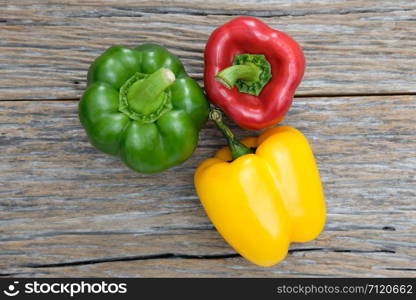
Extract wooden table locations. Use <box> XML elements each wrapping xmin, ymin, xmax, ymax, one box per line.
<box><xmin>1</xmin><ymin>0</ymin><xmax>415</xmax><ymax>277</ymax></box>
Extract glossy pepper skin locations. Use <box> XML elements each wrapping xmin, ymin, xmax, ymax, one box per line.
<box><xmin>204</xmin><ymin>17</ymin><xmax>305</xmax><ymax>130</ymax></box>
<box><xmin>194</xmin><ymin>111</ymin><xmax>325</xmax><ymax>267</ymax></box>
<box><xmin>79</xmin><ymin>44</ymin><xmax>209</xmax><ymax>173</ymax></box>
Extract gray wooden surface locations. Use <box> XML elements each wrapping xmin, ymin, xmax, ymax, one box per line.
<box><xmin>0</xmin><ymin>0</ymin><xmax>415</xmax><ymax>277</ymax></box>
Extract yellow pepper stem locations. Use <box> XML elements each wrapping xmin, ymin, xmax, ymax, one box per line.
<box><xmin>209</xmin><ymin>109</ymin><xmax>253</xmax><ymax>160</ymax></box>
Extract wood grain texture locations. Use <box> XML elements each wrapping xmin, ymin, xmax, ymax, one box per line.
<box><xmin>1</xmin><ymin>0</ymin><xmax>415</xmax><ymax>278</ymax></box>
<box><xmin>0</xmin><ymin>0</ymin><xmax>416</xmax><ymax>100</ymax></box>
<box><xmin>0</xmin><ymin>95</ymin><xmax>415</xmax><ymax>277</ymax></box>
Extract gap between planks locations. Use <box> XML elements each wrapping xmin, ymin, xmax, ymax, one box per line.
<box><xmin>1</xmin><ymin>92</ymin><xmax>416</xmax><ymax>102</ymax></box>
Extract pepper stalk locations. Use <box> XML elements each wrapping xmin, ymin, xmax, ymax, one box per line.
<box><xmin>214</xmin><ymin>54</ymin><xmax>272</xmax><ymax>96</ymax></box>
<box><xmin>119</xmin><ymin>68</ymin><xmax>175</xmax><ymax>123</ymax></box>
<box><xmin>209</xmin><ymin>109</ymin><xmax>253</xmax><ymax>160</ymax></box>
<box><xmin>127</xmin><ymin>68</ymin><xmax>175</xmax><ymax>115</ymax></box>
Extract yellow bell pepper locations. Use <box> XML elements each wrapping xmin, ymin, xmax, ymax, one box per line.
<box><xmin>194</xmin><ymin>110</ymin><xmax>326</xmax><ymax>267</ymax></box>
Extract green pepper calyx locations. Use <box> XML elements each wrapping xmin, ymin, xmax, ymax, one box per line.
<box><xmin>215</xmin><ymin>54</ymin><xmax>272</xmax><ymax>96</ymax></box>
<box><xmin>210</xmin><ymin>109</ymin><xmax>253</xmax><ymax>160</ymax></box>
<box><xmin>119</xmin><ymin>68</ymin><xmax>175</xmax><ymax>123</ymax></box>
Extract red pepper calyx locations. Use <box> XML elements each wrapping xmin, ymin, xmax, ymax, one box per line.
<box><xmin>215</xmin><ymin>54</ymin><xmax>272</xmax><ymax>96</ymax></box>
<box><xmin>209</xmin><ymin>109</ymin><xmax>253</xmax><ymax>160</ymax></box>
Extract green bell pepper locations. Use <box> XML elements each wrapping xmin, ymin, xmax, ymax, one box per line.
<box><xmin>79</xmin><ymin>44</ymin><xmax>209</xmax><ymax>173</ymax></box>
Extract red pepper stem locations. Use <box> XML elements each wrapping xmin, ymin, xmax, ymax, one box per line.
<box><xmin>127</xmin><ymin>68</ymin><xmax>175</xmax><ymax>115</ymax></box>
<box><xmin>209</xmin><ymin>109</ymin><xmax>253</xmax><ymax>160</ymax></box>
<box><xmin>215</xmin><ymin>63</ymin><xmax>261</xmax><ymax>89</ymax></box>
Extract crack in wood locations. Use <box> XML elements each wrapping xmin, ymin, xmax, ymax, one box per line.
<box><xmin>0</xmin><ymin>273</ymin><xmax>19</xmax><ymax>277</ymax></box>
<box><xmin>116</xmin><ymin>7</ymin><xmax>415</xmax><ymax>18</ymax></box>
<box><xmin>383</xmin><ymin>267</ymin><xmax>416</xmax><ymax>272</ymax></box>
<box><xmin>2</xmin><ymin>6</ymin><xmax>410</xmax><ymax>19</ymax></box>
<box><xmin>22</xmin><ymin>253</ymin><xmax>241</xmax><ymax>269</ymax></box>
<box><xmin>294</xmin><ymin>92</ymin><xmax>416</xmax><ymax>98</ymax></box>
<box><xmin>20</xmin><ymin>248</ymin><xmax>396</xmax><ymax>269</ymax></box>
<box><xmin>0</xmin><ymin>7</ymin><xmax>414</xmax><ymax>22</ymax></box>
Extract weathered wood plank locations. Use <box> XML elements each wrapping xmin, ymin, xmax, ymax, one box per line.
<box><xmin>0</xmin><ymin>95</ymin><xmax>415</xmax><ymax>277</ymax></box>
<box><xmin>0</xmin><ymin>0</ymin><xmax>415</xmax><ymax>100</ymax></box>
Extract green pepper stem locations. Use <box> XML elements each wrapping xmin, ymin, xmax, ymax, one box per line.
<box><xmin>209</xmin><ymin>109</ymin><xmax>253</xmax><ymax>160</ymax></box>
<box><xmin>215</xmin><ymin>63</ymin><xmax>261</xmax><ymax>89</ymax></box>
<box><xmin>127</xmin><ymin>68</ymin><xmax>175</xmax><ymax>115</ymax></box>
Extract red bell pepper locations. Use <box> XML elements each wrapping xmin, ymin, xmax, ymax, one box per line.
<box><xmin>204</xmin><ymin>17</ymin><xmax>305</xmax><ymax>130</ymax></box>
